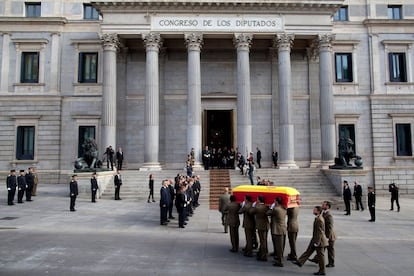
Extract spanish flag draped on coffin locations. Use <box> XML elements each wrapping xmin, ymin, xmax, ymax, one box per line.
<box><xmin>232</xmin><ymin>185</ymin><xmax>301</xmax><ymax>208</ymax></box>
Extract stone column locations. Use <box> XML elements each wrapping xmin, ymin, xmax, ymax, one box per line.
<box><xmin>1</xmin><ymin>33</ymin><xmax>10</xmax><ymax>93</ymax></box>
<box><xmin>100</xmin><ymin>33</ymin><xmax>119</xmax><ymax>155</ymax></box>
<box><xmin>185</xmin><ymin>33</ymin><xmax>203</xmax><ymax>168</ymax></box>
<box><xmin>234</xmin><ymin>33</ymin><xmax>253</xmax><ymax>157</ymax></box>
<box><xmin>275</xmin><ymin>34</ymin><xmax>298</xmax><ymax>169</ymax></box>
<box><xmin>318</xmin><ymin>34</ymin><xmax>336</xmax><ymax>166</ymax></box>
<box><xmin>49</xmin><ymin>33</ymin><xmax>60</xmax><ymax>93</ymax></box>
<box><xmin>142</xmin><ymin>33</ymin><xmax>163</xmax><ymax>170</ymax></box>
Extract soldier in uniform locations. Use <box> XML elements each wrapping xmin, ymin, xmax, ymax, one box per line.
<box><xmin>6</xmin><ymin>169</ymin><xmax>17</xmax><ymax>205</ymax></box>
<box><xmin>268</xmin><ymin>197</ymin><xmax>287</xmax><ymax>267</ymax></box>
<box><xmin>25</xmin><ymin>167</ymin><xmax>34</xmax><ymax>202</ymax></box>
<box><xmin>91</xmin><ymin>172</ymin><xmax>99</xmax><ymax>203</ymax></box>
<box><xmin>69</xmin><ymin>175</ymin><xmax>78</xmax><ymax>212</ymax></box>
<box><xmin>224</xmin><ymin>195</ymin><xmax>241</xmax><ymax>253</ymax></box>
<box><xmin>293</xmin><ymin>206</ymin><xmax>328</xmax><ymax>276</ymax></box>
<box><xmin>250</xmin><ymin>195</ymin><xmax>270</xmax><ymax>262</ymax></box>
<box><xmin>219</xmin><ymin>187</ymin><xmax>231</xmax><ymax>233</ymax></box>
<box><xmin>32</xmin><ymin>167</ymin><xmax>38</xmax><ymax>196</ymax></box>
<box><xmin>239</xmin><ymin>195</ymin><xmax>255</xmax><ymax>257</ymax></box>
<box><xmin>368</xmin><ymin>186</ymin><xmax>376</xmax><ymax>222</ymax></box>
<box><xmin>17</xmin><ymin>170</ymin><xmax>27</xmax><ymax>204</ymax></box>
<box><xmin>287</xmin><ymin>206</ymin><xmax>299</xmax><ymax>261</ymax></box>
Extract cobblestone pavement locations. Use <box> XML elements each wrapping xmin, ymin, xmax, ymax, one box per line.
<box><xmin>1</xmin><ymin>184</ymin><xmax>413</xmax><ymax>276</ymax></box>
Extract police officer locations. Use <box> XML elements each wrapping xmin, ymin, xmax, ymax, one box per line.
<box><xmin>70</xmin><ymin>175</ymin><xmax>79</xmax><ymax>212</ymax></box>
<box><xmin>6</xmin><ymin>169</ymin><xmax>17</xmax><ymax>205</ymax></box>
<box><xmin>17</xmin><ymin>170</ymin><xmax>27</xmax><ymax>203</ymax></box>
<box><xmin>90</xmin><ymin>172</ymin><xmax>98</xmax><ymax>203</ymax></box>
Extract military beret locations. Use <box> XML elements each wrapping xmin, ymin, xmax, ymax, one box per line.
<box><xmin>20</xmin><ymin>169</ymin><xmax>25</xmax><ymax>173</ymax></box>
<box><xmin>10</xmin><ymin>169</ymin><xmax>16</xmax><ymax>172</ymax></box>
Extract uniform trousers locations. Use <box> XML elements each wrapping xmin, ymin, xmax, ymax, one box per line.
<box><xmin>327</xmin><ymin>240</ymin><xmax>335</xmax><ymax>265</ymax></box>
<box><xmin>297</xmin><ymin>241</ymin><xmax>326</xmax><ymax>274</ymax></box>
<box><xmin>257</xmin><ymin>229</ymin><xmax>268</xmax><ymax>261</ymax></box>
<box><xmin>369</xmin><ymin>206</ymin><xmax>375</xmax><ymax>221</ymax></box>
<box><xmin>17</xmin><ymin>189</ymin><xmax>25</xmax><ymax>203</ymax></box>
<box><xmin>70</xmin><ymin>195</ymin><xmax>76</xmax><ymax>211</ymax></box>
<box><xmin>287</xmin><ymin>231</ymin><xmax>298</xmax><ymax>259</ymax></box>
<box><xmin>272</xmin><ymin>234</ymin><xmax>286</xmax><ymax>264</ymax></box>
<box><xmin>91</xmin><ymin>189</ymin><xmax>97</xmax><ymax>202</ymax></box>
<box><xmin>229</xmin><ymin>226</ymin><xmax>239</xmax><ymax>251</ymax></box>
<box><xmin>8</xmin><ymin>189</ymin><xmax>16</xmax><ymax>205</ymax></box>
<box><xmin>25</xmin><ymin>185</ymin><xmax>33</xmax><ymax>201</ymax></box>
<box><xmin>243</xmin><ymin>227</ymin><xmax>254</xmax><ymax>256</ymax></box>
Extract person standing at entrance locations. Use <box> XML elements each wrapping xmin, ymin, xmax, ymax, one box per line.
<box><xmin>256</xmin><ymin>147</ymin><xmax>262</xmax><ymax>168</ymax></box>
<box><xmin>248</xmin><ymin>161</ymin><xmax>255</xmax><ymax>185</ymax></box>
<box><xmin>114</xmin><ymin>170</ymin><xmax>122</xmax><ymax>200</ymax></box>
<box><xmin>272</xmin><ymin>151</ymin><xmax>278</xmax><ymax>168</ymax></box>
<box><xmin>91</xmin><ymin>172</ymin><xmax>98</xmax><ymax>203</ymax></box>
<box><xmin>116</xmin><ymin>147</ymin><xmax>124</xmax><ymax>170</ymax></box>
<box><xmin>69</xmin><ymin>175</ymin><xmax>78</xmax><ymax>212</ymax></box>
<box><xmin>353</xmin><ymin>181</ymin><xmax>364</xmax><ymax>211</ymax></box>
<box><xmin>202</xmin><ymin>146</ymin><xmax>211</xmax><ymax>170</ymax></box>
<box><xmin>343</xmin><ymin>180</ymin><xmax>352</xmax><ymax>215</ymax></box>
<box><xmin>6</xmin><ymin>169</ymin><xmax>17</xmax><ymax>205</ymax></box>
<box><xmin>105</xmin><ymin>145</ymin><xmax>115</xmax><ymax>170</ymax></box>
<box><xmin>25</xmin><ymin>167</ymin><xmax>35</xmax><ymax>202</ymax></box>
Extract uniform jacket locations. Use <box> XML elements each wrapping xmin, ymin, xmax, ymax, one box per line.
<box><xmin>91</xmin><ymin>178</ymin><xmax>98</xmax><ymax>191</ymax></box>
<box><xmin>17</xmin><ymin>175</ymin><xmax>27</xmax><ymax>191</ymax></box>
<box><xmin>353</xmin><ymin>184</ymin><xmax>362</xmax><ymax>197</ymax></box>
<box><xmin>368</xmin><ymin>191</ymin><xmax>376</xmax><ymax>207</ymax></box>
<box><xmin>323</xmin><ymin>210</ymin><xmax>336</xmax><ymax>241</ymax></box>
<box><xmin>70</xmin><ymin>180</ymin><xmax>78</xmax><ymax>196</ymax></box>
<box><xmin>114</xmin><ymin>174</ymin><xmax>122</xmax><ymax>187</ymax></box>
<box><xmin>287</xmin><ymin>207</ymin><xmax>299</xmax><ymax>233</ymax></box>
<box><xmin>224</xmin><ymin>202</ymin><xmax>241</xmax><ymax>227</ymax></box>
<box><xmin>25</xmin><ymin>173</ymin><xmax>34</xmax><ymax>188</ymax></box>
<box><xmin>6</xmin><ymin>175</ymin><xmax>17</xmax><ymax>190</ymax></box>
<box><xmin>343</xmin><ymin>186</ymin><xmax>352</xmax><ymax>200</ymax></box>
<box><xmin>116</xmin><ymin>151</ymin><xmax>124</xmax><ymax>162</ymax></box>
<box><xmin>312</xmin><ymin>214</ymin><xmax>328</xmax><ymax>248</ymax></box>
<box><xmin>268</xmin><ymin>206</ymin><xmax>287</xmax><ymax>235</ymax></box>
<box><xmin>219</xmin><ymin>193</ymin><xmax>230</xmax><ymax>213</ymax></box>
<box><xmin>250</xmin><ymin>203</ymin><xmax>269</xmax><ymax>231</ymax></box>
<box><xmin>168</xmin><ymin>184</ymin><xmax>175</xmax><ymax>201</ymax></box>
<box><xmin>239</xmin><ymin>201</ymin><xmax>255</xmax><ymax>229</ymax></box>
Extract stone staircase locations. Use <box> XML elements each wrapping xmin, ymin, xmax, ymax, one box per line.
<box><xmin>100</xmin><ymin>170</ymin><xmax>210</xmax><ymax>205</ymax></box>
<box><xmin>209</xmin><ymin>169</ymin><xmax>231</xmax><ymax>210</ymax></box>
<box><xmin>229</xmin><ymin>168</ymin><xmax>341</xmax><ymax>208</ymax></box>
<box><xmin>100</xmin><ymin>168</ymin><xmax>341</xmax><ymax>209</ymax></box>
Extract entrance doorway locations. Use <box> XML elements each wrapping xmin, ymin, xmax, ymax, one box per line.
<box><xmin>205</xmin><ymin>110</ymin><xmax>233</xmax><ymax>150</ymax></box>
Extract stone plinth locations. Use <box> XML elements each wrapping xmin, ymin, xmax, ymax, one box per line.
<box><xmin>323</xmin><ymin>168</ymin><xmax>369</xmax><ymax>195</ymax></box>
<box><xmin>75</xmin><ymin>171</ymin><xmax>114</xmax><ymax>199</ymax></box>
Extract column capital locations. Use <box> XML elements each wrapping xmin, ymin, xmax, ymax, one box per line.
<box><xmin>234</xmin><ymin>33</ymin><xmax>253</xmax><ymax>50</ymax></box>
<box><xmin>99</xmin><ymin>33</ymin><xmax>120</xmax><ymax>51</ymax></box>
<box><xmin>185</xmin><ymin>33</ymin><xmax>203</xmax><ymax>51</ymax></box>
<box><xmin>317</xmin><ymin>33</ymin><xmax>335</xmax><ymax>52</ymax></box>
<box><xmin>274</xmin><ymin>33</ymin><xmax>295</xmax><ymax>51</ymax></box>
<box><xmin>307</xmin><ymin>39</ymin><xmax>320</xmax><ymax>61</ymax></box>
<box><xmin>143</xmin><ymin>32</ymin><xmax>163</xmax><ymax>51</ymax></box>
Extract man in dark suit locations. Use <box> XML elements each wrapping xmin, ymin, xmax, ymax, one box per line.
<box><xmin>293</xmin><ymin>206</ymin><xmax>328</xmax><ymax>275</ymax></box>
<box><xmin>91</xmin><ymin>172</ymin><xmax>99</xmax><ymax>203</ymax></box>
<box><xmin>343</xmin><ymin>180</ymin><xmax>352</xmax><ymax>215</ymax></box>
<box><xmin>239</xmin><ymin>195</ymin><xmax>255</xmax><ymax>257</ymax></box>
<box><xmin>272</xmin><ymin>151</ymin><xmax>278</xmax><ymax>167</ymax></box>
<box><xmin>114</xmin><ymin>170</ymin><xmax>122</xmax><ymax>200</ymax></box>
<box><xmin>268</xmin><ymin>197</ymin><xmax>287</xmax><ymax>267</ymax></box>
<box><xmin>17</xmin><ymin>170</ymin><xmax>27</xmax><ymax>204</ymax></box>
<box><xmin>116</xmin><ymin>147</ymin><xmax>124</xmax><ymax>170</ymax></box>
<box><xmin>25</xmin><ymin>167</ymin><xmax>34</xmax><ymax>202</ymax></box>
<box><xmin>224</xmin><ymin>195</ymin><xmax>241</xmax><ymax>253</ymax></box>
<box><xmin>389</xmin><ymin>183</ymin><xmax>400</xmax><ymax>211</ymax></box>
<box><xmin>287</xmin><ymin>206</ymin><xmax>299</xmax><ymax>261</ymax></box>
<box><xmin>167</xmin><ymin>179</ymin><xmax>175</xmax><ymax>219</ymax></box>
<box><xmin>6</xmin><ymin>169</ymin><xmax>17</xmax><ymax>205</ymax></box>
<box><xmin>202</xmin><ymin>146</ymin><xmax>211</xmax><ymax>170</ymax></box>
<box><xmin>69</xmin><ymin>175</ymin><xmax>79</xmax><ymax>212</ymax></box>
<box><xmin>353</xmin><ymin>181</ymin><xmax>364</xmax><ymax>211</ymax></box>
<box><xmin>105</xmin><ymin>145</ymin><xmax>115</xmax><ymax>170</ymax></box>
<box><xmin>250</xmin><ymin>195</ymin><xmax>270</xmax><ymax>262</ymax></box>
<box><xmin>368</xmin><ymin>186</ymin><xmax>376</xmax><ymax>222</ymax></box>
<box><xmin>256</xmin><ymin>147</ymin><xmax>262</xmax><ymax>168</ymax></box>
<box><xmin>175</xmin><ymin>184</ymin><xmax>186</xmax><ymax>228</ymax></box>
<box><xmin>160</xmin><ymin>180</ymin><xmax>170</xmax><ymax>225</ymax></box>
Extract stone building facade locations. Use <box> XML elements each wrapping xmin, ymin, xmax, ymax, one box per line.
<box><xmin>0</xmin><ymin>0</ymin><xmax>413</xmax><ymax>193</ymax></box>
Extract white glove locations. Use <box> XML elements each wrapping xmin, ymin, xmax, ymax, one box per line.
<box><xmin>241</xmin><ymin>201</ymin><xmax>245</xmax><ymax>208</ymax></box>
<box><xmin>7</xmin><ymin>188</ymin><xmax>11</xmax><ymax>191</ymax></box>
<box><xmin>270</xmin><ymin>203</ymin><xmax>275</xmax><ymax>210</ymax></box>
<box><xmin>252</xmin><ymin>202</ymin><xmax>257</xmax><ymax>207</ymax></box>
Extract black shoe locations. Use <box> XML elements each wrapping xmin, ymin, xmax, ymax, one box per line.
<box><xmin>326</xmin><ymin>264</ymin><xmax>335</xmax><ymax>267</ymax></box>
<box><xmin>169</xmin><ymin>216</ymin><xmax>175</xmax><ymax>219</ymax></box>
<box><xmin>152</xmin><ymin>200</ymin><xmax>156</xmax><ymax>202</ymax></box>
<box><xmin>292</xmin><ymin>261</ymin><xmax>302</xmax><ymax>267</ymax></box>
<box><xmin>18</xmin><ymin>201</ymin><xmax>23</xmax><ymax>204</ymax></box>
<box><xmin>389</xmin><ymin>209</ymin><xmax>393</xmax><ymax>211</ymax></box>
<box><xmin>287</xmin><ymin>255</ymin><xmax>297</xmax><ymax>261</ymax></box>
<box><xmin>26</xmin><ymin>199</ymin><xmax>32</xmax><ymax>202</ymax></box>
<box><xmin>160</xmin><ymin>222</ymin><xmax>168</xmax><ymax>225</ymax></box>
<box><xmin>229</xmin><ymin>249</ymin><xmax>237</xmax><ymax>253</ymax></box>
<box><xmin>273</xmin><ymin>262</ymin><xmax>284</xmax><ymax>267</ymax></box>
<box><xmin>70</xmin><ymin>209</ymin><xmax>76</xmax><ymax>212</ymax></box>
<box><xmin>147</xmin><ymin>200</ymin><xmax>150</xmax><ymax>203</ymax></box>
<box><xmin>398</xmin><ymin>208</ymin><xmax>400</xmax><ymax>212</ymax></box>
<box><xmin>179</xmin><ymin>225</ymin><xmax>185</xmax><ymax>228</ymax></box>
<box><xmin>314</xmin><ymin>272</ymin><xmax>326</xmax><ymax>275</ymax></box>
<box><xmin>309</xmin><ymin>258</ymin><xmax>318</xmax><ymax>264</ymax></box>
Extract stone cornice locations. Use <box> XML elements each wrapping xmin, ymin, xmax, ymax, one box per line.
<box><xmin>363</xmin><ymin>19</ymin><xmax>414</xmax><ymax>27</ymax></box>
<box><xmin>92</xmin><ymin>1</ymin><xmax>343</xmax><ymax>13</ymax></box>
<box><xmin>0</xmin><ymin>17</ymin><xmax>67</xmax><ymax>25</ymax></box>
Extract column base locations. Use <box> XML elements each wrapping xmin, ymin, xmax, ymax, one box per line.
<box><xmin>309</xmin><ymin>160</ymin><xmax>322</xmax><ymax>168</ymax></box>
<box><xmin>139</xmin><ymin>163</ymin><xmax>162</xmax><ymax>171</ymax></box>
<box><xmin>318</xmin><ymin>160</ymin><xmax>334</xmax><ymax>169</ymax></box>
<box><xmin>278</xmin><ymin>161</ymin><xmax>299</xmax><ymax>169</ymax></box>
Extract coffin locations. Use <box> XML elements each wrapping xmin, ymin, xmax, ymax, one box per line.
<box><xmin>232</xmin><ymin>185</ymin><xmax>301</xmax><ymax>208</ymax></box>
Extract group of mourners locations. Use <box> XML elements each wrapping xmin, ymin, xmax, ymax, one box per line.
<box><xmin>219</xmin><ymin>188</ymin><xmax>335</xmax><ymax>276</ymax></box>
<box><xmin>159</xmin><ymin>174</ymin><xmax>202</xmax><ymax>228</ymax></box>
